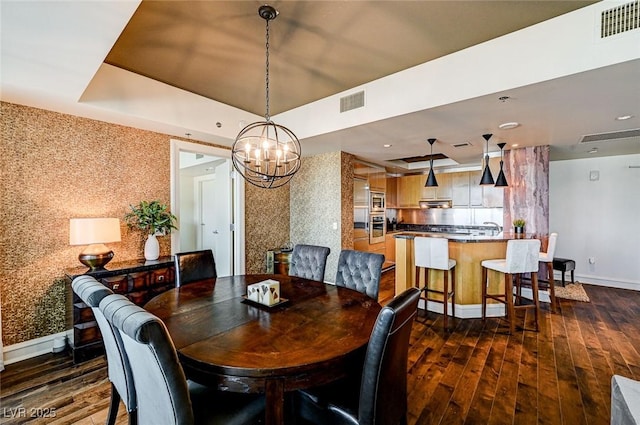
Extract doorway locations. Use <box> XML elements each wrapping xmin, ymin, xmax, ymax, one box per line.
<box><xmin>170</xmin><ymin>140</ymin><xmax>245</xmax><ymax>276</ymax></box>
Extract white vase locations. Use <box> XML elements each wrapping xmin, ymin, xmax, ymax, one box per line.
<box><xmin>144</xmin><ymin>234</ymin><xmax>160</xmax><ymax>260</ymax></box>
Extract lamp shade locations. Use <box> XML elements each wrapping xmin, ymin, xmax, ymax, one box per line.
<box><xmin>70</xmin><ymin>218</ymin><xmax>121</xmax><ymax>245</ymax></box>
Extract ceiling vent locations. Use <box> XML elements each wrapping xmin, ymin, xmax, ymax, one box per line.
<box><xmin>340</xmin><ymin>91</ymin><xmax>365</xmax><ymax>113</ymax></box>
<box><xmin>579</xmin><ymin>128</ymin><xmax>640</xmax><ymax>143</ymax></box>
<box><xmin>391</xmin><ymin>153</ymin><xmax>449</xmax><ymax>163</ymax></box>
<box><xmin>601</xmin><ymin>1</ymin><xmax>639</xmax><ymax>38</ymax></box>
<box><xmin>452</xmin><ymin>142</ymin><xmax>471</xmax><ymax>148</ymax></box>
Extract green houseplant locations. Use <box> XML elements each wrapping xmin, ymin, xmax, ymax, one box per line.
<box><xmin>513</xmin><ymin>218</ymin><xmax>526</xmax><ymax>234</ymax></box>
<box><xmin>124</xmin><ymin>200</ymin><xmax>177</xmax><ymax>260</ymax></box>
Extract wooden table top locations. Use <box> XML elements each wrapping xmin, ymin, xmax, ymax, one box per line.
<box><xmin>145</xmin><ymin>273</ymin><xmax>381</xmax><ymax>424</ymax></box>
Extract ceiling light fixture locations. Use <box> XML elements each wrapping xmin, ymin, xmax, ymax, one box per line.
<box><xmin>425</xmin><ymin>138</ymin><xmax>438</xmax><ymax>187</ymax></box>
<box><xmin>231</xmin><ymin>5</ymin><xmax>301</xmax><ymax>189</ymax></box>
<box><xmin>498</xmin><ymin>122</ymin><xmax>519</xmax><ymax>130</ymax></box>
<box><xmin>479</xmin><ymin>133</ymin><xmax>495</xmax><ymax>185</ymax></box>
<box><xmin>494</xmin><ymin>142</ymin><xmax>508</xmax><ymax>187</ymax></box>
<box><xmin>383</xmin><ymin>144</ymin><xmax>392</xmax><ymax>148</ymax></box>
<box><xmin>616</xmin><ymin>115</ymin><xmax>633</xmax><ymax>121</ymax></box>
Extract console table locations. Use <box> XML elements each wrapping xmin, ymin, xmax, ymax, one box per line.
<box><xmin>65</xmin><ymin>256</ymin><xmax>175</xmax><ymax>363</ymax></box>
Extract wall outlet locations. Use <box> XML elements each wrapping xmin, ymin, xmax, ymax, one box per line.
<box><xmin>588</xmin><ymin>257</ymin><xmax>596</xmax><ymax>264</ymax></box>
<box><xmin>332</xmin><ymin>222</ymin><xmax>338</xmax><ymax>230</ymax></box>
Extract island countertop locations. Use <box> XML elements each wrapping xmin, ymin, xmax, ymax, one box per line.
<box><xmin>393</xmin><ymin>231</ymin><xmax>537</xmax><ymax>243</ymax></box>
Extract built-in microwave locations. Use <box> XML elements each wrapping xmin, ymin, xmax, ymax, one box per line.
<box><xmin>370</xmin><ymin>192</ymin><xmax>385</xmax><ymax>212</ymax></box>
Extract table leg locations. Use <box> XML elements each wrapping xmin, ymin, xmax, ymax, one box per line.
<box><xmin>265</xmin><ymin>378</ymin><xmax>285</xmax><ymax>425</ymax></box>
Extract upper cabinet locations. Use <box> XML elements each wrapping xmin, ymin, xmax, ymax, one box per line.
<box><xmin>397</xmin><ymin>174</ymin><xmax>422</xmax><ymax>207</ymax></box>
<box><xmin>386</xmin><ymin>177</ymin><xmax>398</xmax><ymax>208</ymax></box>
<box><xmin>354</xmin><ymin>161</ymin><xmax>386</xmax><ymax>193</ymax></box>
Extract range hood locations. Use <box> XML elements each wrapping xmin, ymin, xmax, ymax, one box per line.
<box><xmin>419</xmin><ymin>199</ymin><xmax>452</xmax><ymax>209</ymax></box>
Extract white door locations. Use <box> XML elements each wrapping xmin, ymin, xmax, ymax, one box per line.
<box><xmin>198</xmin><ymin>161</ymin><xmax>232</xmax><ymax>276</ymax></box>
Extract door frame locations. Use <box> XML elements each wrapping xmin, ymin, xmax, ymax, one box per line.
<box><xmin>170</xmin><ymin>139</ymin><xmax>245</xmax><ymax>274</ymax></box>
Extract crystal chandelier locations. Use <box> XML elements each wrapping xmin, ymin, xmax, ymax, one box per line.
<box><xmin>231</xmin><ymin>5</ymin><xmax>301</xmax><ymax>189</ymax></box>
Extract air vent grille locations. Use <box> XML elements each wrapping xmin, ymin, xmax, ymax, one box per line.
<box><xmin>453</xmin><ymin>142</ymin><xmax>471</xmax><ymax>148</ymax></box>
<box><xmin>340</xmin><ymin>91</ymin><xmax>365</xmax><ymax>112</ymax></box>
<box><xmin>391</xmin><ymin>153</ymin><xmax>449</xmax><ymax>163</ymax></box>
<box><xmin>601</xmin><ymin>1</ymin><xmax>639</xmax><ymax>38</ymax></box>
<box><xmin>580</xmin><ymin>128</ymin><xmax>640</xmax><ymax>143</ymax></box>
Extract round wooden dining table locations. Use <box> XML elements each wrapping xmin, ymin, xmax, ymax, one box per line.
<box><xmin>144</xmin><ymin>274</ymin><xmax>382</xmax><ymax>425</ymax></box>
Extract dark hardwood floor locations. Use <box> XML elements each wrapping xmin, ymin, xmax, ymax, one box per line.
<box><xmin>2</xmin><ymin>269</ymin><xmax>639</xmax><ymax>424</ymax></box>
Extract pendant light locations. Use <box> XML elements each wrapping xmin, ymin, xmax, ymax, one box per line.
<box><xmin>425</xmin><ymin>138</ymin><xmax>438</xmax><ymax>187</ymax></box>
<box><xmin>494</xmin><ymin>142</ymin><xmax>509</xmax><ymax>187</ymax></box>
<box><xmin>479</xmin><ymin>133</ymin><xmax>494</xmax><ymax>185</ymax></box>
<box><xmin>231</xmin><ymin>5</ymin><xmax>301</xmax><ymax>189</ymax></box>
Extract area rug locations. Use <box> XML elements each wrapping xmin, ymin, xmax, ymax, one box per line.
<box><xmin>555</xmin><ymin>282</ymin><xmax>590</xmax><ymax>302</ymax></box>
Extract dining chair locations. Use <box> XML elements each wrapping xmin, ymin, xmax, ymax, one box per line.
<box><xmin>99</xmin><ymin>293</ymin><xmax>265</xmax><ymax>425</ymax></box>
<box><xmin>335</xmin><ymin>250</ymin><xmax>385</xmax><ymax>301</ymax></box>
<box><xmin>295</xmin><ymin>287</ymin><xmax>420</xmax><ymax>425</ymax></box>
<box><xmin>515</xmin><ymin>232</ymin><xmax>559</xmax><ymax>312</ymax></box>
<box><xmin>481</xmin><ymin>239</ymin><xmax>541</xmax><ymax>334</ymax></box>
<box><xmin>288</xmin><ymin>244</ymin><xmax>331</xmax><ymax>282</ymax></box>
<box><xmin>174</xmin><ymin>249</ymin><xmax>217</xmax><ymax>287</ymax></box>
<box><xmin>71</xmin><ymin>275</ymin><xmax>137</xmax><ymax>425</ymax></box>
<box><xmin>414</xmin><ymin>236</ymin><xmax>456</xmax><ymax>329</ymax></box>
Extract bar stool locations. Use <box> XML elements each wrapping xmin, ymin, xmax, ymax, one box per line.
<box><xmin>539</xmin><ymin>232</ymin><xmax>558</xmax><ymax>312</ymax></box>
<box><xmin>481</xmin><ymin>239</ymin><xmax>541</xmax><ymax>334</ymax></box>
<box><xmin>414</xmin><ymin>237</ymin><xmax>456</xmax><ymax>329</ymax></box>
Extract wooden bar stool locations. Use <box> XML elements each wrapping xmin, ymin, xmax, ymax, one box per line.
<box><xmin>414</xmin><ymin>236</ymin><xmax>456</xmax><ymax>329</ymax></box>
<box><xmin>481</xmin><ymin>239</ymin><xmax>541</xmax><ymax>334</ymax></box>
<box><xmin>538</xmin><ymin>232</ymin><xmax>558</xmax><ymax>312</ymax></box>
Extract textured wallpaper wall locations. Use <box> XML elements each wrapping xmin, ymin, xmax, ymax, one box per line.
<box><xmin>0</xmin><ymin>102</ymin><xmax>218</xmax><ymax>345</ymax></box>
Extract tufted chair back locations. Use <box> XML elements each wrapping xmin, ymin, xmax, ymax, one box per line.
<box><xmin>100</xmin><ymin>294</ymin><xmax>195</xmax><ymax>425</ymax></box>
<box><xmin>335</xmin><ymin>250</ymin><xmax>385</xmax><ymax>301</ymax></box>
<box><xmin>175</xmin><ymin>250</ymin><xmax>217</xmax><ymax>287</ymax></box>
<box><xmin>288</xmin><ymin>244</ymin><xmax>331</xmax><ymax>282</ymax></box>
<box><xmin>72</xmin><ymin>276</ymin><xmax>137</xmax><ymax>423</ymax></box>
<box><xmin>505</xmin><ymin>239</ymin><xmax>541</xmax><ymax>274</ymax></box>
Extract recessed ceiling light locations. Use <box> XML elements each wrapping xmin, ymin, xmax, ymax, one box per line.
<box><xmin>498</xmin><ymin>122</ymin><xmax>520</xmax><ymax>130</ymax></box>
<box><xmin>616</xmin><ymin>115</ymin><xmax>633</xmax><ymax>121</ymax></box>
<box><xmin>383</xmin><ymin>144</ymin><xmax>392</xmax><ymax>148</ymax></box>
<box><xmin>512</xmin><ymin>143</ymin><xmax>519</xmax><ymax>147</ymax></box>
<box><xmin>588</xmin><ymin>147</ymin><xmax>598</xmax><ymax>154</ymax></box>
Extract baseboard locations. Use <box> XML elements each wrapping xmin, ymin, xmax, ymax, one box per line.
<box><xmin>574</xmin><ymin>274</ymin><xmax>640</xmax><ymax>292</ymax></box>
<box><xmin>3</xmin><ymin>330</ymin><xmax>73</xmax><ymax>365</ymax></box>
<box><xmin>420</xmin><ymin>300</ymin><xmax>505</xmax><ymax>319</ymax></box>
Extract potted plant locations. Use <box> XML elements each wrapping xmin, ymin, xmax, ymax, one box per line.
<box><xmin>124</xmin><ymin>200</ymin><xmax>177</xmax><ymax>260</ymax></box>
<box><xmin>513</xmin><ymin>218</ymin><xmax>526</xmax><ymax>234</ymax></box>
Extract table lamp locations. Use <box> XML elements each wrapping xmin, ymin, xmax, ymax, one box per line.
<box><xmin>69</xmin><ymin>218</ymin><xmax>121</xmax><ymax>271</ymax></box>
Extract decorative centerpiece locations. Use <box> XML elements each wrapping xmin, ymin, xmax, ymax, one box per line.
<box><xmin>245</xmin><ymin>279</ymin><xmax>287</xmax><ymax>307</ymax></box>
<box><xmin>513</xmin><ymin>218</ymin><xmax>526</xmax><ymax>234</ymax></box>
<box><xmin>124</xmin><ymin>200</ymin><xmax>177</xmax><ymax>260</ymax></box>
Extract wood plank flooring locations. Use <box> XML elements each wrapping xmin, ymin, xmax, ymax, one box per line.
<box><xmin>2</xmin><ymin>270</ymin><xmax>639</xmax><ymax>424</ymax></box>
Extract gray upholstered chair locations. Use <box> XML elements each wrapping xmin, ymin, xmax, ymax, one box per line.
<box><xmin>99</xmin><ymin>294</ymin><xmax>265</xmax><ymax>425</ymax></box>
<box><xmin>174</xmin><ymin>249</ymin><xmax>217</xmax><ymax>287</ymax></box>
<box><xmin>295</xmin><ymin>287</ymin><xmax>420</xmax><ymax>425</ymax></box>
<box><xmin>335</xmin><ymin>250</ymin><xmax>385</xmax><ymax>301</ymax></box>
<box><xmin>71</xmin><ymin>275</ymin><xmax>137</xmax><ymax>425</ymax></box>
<box><xmin>288</xmin><ymin>244</ymin><xmax>331</xmax><ymax>282</ymax></box>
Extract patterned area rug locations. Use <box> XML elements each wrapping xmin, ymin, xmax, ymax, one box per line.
<box><xmin>555</xmin><ymin>282</ymin><xmax>590</xmax><ymax>302</ymax></box>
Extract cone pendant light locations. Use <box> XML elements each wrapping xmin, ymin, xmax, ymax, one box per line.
<box><xmin>425</xmin><ymin>138</ymin><xmax>438</xmax><ymax>187</ymax></box>
<box><xmin>479</xmin><ymin>133</ymin><xmax>495</xmax><ymax>185</ymax></box>
<box><xmin>495</xmin><ymin>142</ymin><xmax>509</xmax><ymax>187</ymax></box>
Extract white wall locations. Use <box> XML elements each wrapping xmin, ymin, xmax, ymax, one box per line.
<box><xmin>549</xmin><ymin>154</ymin><xmax>640</xmax><ymax>290</ymax></box>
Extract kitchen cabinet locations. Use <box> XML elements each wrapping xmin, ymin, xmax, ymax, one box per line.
<box><xmin>397</xmin><ymin>174</ymin><xmax>422</xmax><ymax>207</ymax></box>
<box><xmin>469</xmin><ymin>158</ymin><xmax>503</xmax><ymax>207</ymax></box>
<box><xmin>354</xmin><ymin>178</ymin><xmax>368</xmax><ymax>207</ymax></box>
<box><xmin>451</xmin><ymin>172</ymin><xmax>470</xmax><ymax>206</ymax></box>
<box><xmin>385</xmin><ymin>233</ymin><xmax>396</xmax><ymax>262</ymax></box>
<box><xmin>369</xmin><ymin>170</ymin><xmax>387</xmax><ymax>192</ymax></box>
<box><xmin>435</xmin><ymin>173</ymin><xmax>452</xmax><ymax>200</ymax></box>
<box><xmin>386</xmin><ymin>177</ymin><xmax>398</xmax><ymax>208</ymax></box>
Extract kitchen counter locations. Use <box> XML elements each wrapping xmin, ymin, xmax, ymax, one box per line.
<box><xmin>394</xmin><ymin>232</ymin><xmax>540</xmax><ymax>318</ymax></box>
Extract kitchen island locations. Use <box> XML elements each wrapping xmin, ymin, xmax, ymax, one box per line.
<box><xmin>394</xmin><ymin>232</ymin><xmax>540</xmax><ymax>318</ymax></box>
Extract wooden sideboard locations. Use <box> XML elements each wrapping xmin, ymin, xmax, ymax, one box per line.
<box><xmin>65</xmin><ymin>256</ymin><xmax>175</xmax><ymax>363</ymax></box>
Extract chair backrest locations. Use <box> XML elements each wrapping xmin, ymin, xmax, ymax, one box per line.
<box><xmin>174</xmin><ymin>250</ymin><xmax>217</xmax><ymax>287</ymax></box>
<box><xmin>100</xmin><ymin>294</ymin><xmax>194</xmax><ymax>425</ymax></box>
<box><xmin>358</xmin><ymin>287</ymin><xmax>420</xmax><ymax>425</ymax></box>
<box><xmin>71</xmin><ymin>275</ymin><xmax>136</xmax><ymax>412</ymax></box>
<box><xmin>335</xmin><ymin>250</ymin><xmax>385</xmax><ymax>301</ymax></box>
<box><xmin>546</xmin><ymin>232</ymin><xmax>558</xmax><ymax>258</ymax></box>
<box><xmin>288</xmin><ymin>244</ymin><xmax>331</xmax><ymax>282</ymax></box>
<box><xmin>505</xmin><ymin>239</ymin><xmax>541</xmax><ymax>274</ymax></box>
<box><xmin>414</xmin><ymin>237</ymin><xmax>450</xmax><ymax>270</ymax></box>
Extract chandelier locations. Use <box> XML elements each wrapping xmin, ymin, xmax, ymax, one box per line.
<box><xmin>231</xmin><ymin>5</ymin><xmax>301</xmax><ymax>189</ymax></box>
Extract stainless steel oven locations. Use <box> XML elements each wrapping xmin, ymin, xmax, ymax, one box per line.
<box><xmin>370</xmin><ymin>192</ymin><xmax>385</xmax><ymax>213</ymax></box>
<box><xmin>369</xmin><ymin>213</ymin><xmax>386</xmax><ymax>244</ymax></box>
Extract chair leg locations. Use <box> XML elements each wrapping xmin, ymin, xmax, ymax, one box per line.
<box><xmin>107</xmin><ymin>383</ymin><xmax>121</xmax><ymax>425</ymax></box>
<box><xmin>450</xmin><ymin>266</ymin><xmax>455</xmax><ymax>322</ymax></box>
<box><xmin>546</xmin><ymin>262</ymin><xmax>557</xmax><ymax>313</ymax></box>
<box><xmin>531</xmin><ymin>272</ymin><xmax>540</xmax><ymax>332</ymax></box>
<box><xmin>505</xmin><ymin>273</ymin><xmax>515</xmax><ymax>335</ymax></box>
<box><xmin>481</xmin><ymin>266</ymin><xmax>488</xmax><ymax>322</ymax></box>
<box><xmin>443</xmin><ymin>270</ymin><xmax>448</xmax><ymax>329</ymax></box>
<box><xmin>129</xmin><ymin>409</ymin><xmax>138</xmax><ymax>425</ymax></box>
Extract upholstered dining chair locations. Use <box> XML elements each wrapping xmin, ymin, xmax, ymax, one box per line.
<box><xmin>71</xmin><ymin>275</ymin><xmax>137</xmax><ymax>425</ymax></box>
<box><xmin>295</xmin><ymin>287</ymin><xmax>420</xmax><ymax>425</ymax></box>
<box><xmin>539</xmin><ymin>232</ymin><xmax>558</xmax><ymax>312</ymax></box>
<box><xmin>288</xmin><ymin>244</ymin><xmax>331</xmax><ymax>282</ymax></box>
<box><xmin>481</xmin><ymin>239</ymin><xmax>542</xmax><ymax>334</ymax></box>
<box><xmin>335</xmin><ymin>250</ymin><xmax>385</xmax><ymax>301</ymax></box>
<box><xmin>174</xmin><ymin>249</ymin><xmax>217</xmax><ymax>287</ymax></box>
<box><xmin>99</xmin><ymin>294</ymin><xmax>265</xmax><ymax>425</ymax></box>
<box><xmin>414</xmin><ymin>236</ymin><xmax>456</xmax><ymax>329</ymax></box>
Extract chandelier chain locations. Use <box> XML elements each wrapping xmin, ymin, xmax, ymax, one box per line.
<box><xmin>265</xmin><ymin>17</ymin><xmax>270</xmax><ymax>121</ymax></box>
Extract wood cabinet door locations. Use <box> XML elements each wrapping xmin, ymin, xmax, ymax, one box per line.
<box><xmin>386</xmin><ymin>177</ymin><xmax>398</xmax><ymax>208</ymax></box>
<box><xmin>469</xmin><ymin>170</ymin><xmax>483</xmax><ymax>206</ymax></box>
<box><xmin>435</xmin><ymin>173</ymin><xmax>452</xmax><ymax>200</ymax></box>
<box><xmin>385</xmin><ymin>234</ymin><xmax>396</xmax><ymax>262</ymax></box>
<box><xmin>451</xmin><ymin>172</ymin><xmax>470</xmax><ymax>206</ymax></box>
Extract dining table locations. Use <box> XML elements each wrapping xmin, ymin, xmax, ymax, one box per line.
<box><xmin>144</xmin><ymin>273</ymin><xmax>382</xmax><ymax>425</ymax></box>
